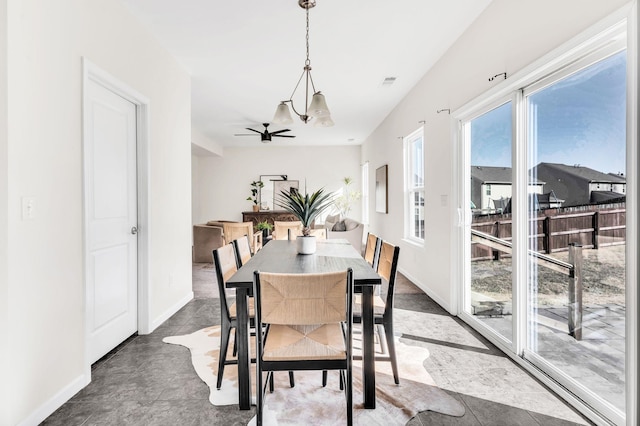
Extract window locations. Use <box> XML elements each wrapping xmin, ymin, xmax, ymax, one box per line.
<box><xmin>361</xmin><ymin>162</ymin><xmax>369</xmax><ymax>224</ymax></box>
<box><xmin>404</xmin><ymin>128</ymin><xmax>424</xmax><ymax>242</ymax></box>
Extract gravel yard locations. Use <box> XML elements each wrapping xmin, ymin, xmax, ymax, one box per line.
<box><xmin>471</xmin><ymin>244</ymin><xmax>625</xmax><ymax>306</ymax></box>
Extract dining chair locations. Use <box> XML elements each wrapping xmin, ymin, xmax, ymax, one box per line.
<box><xmin>363</xmin><ymin>232</ymin><xmax>381</xmax><ymax>269</ymax></box>
<box><xmin>287</xmin><ymin>228</ymin><xmax>327</xmax><ymax>240</ymax></box>
<box><xmin>214</xmin><ymin>242</ymin><xmax>296</xmax><ymax>391</ymax></box>
<box><xmin>273</xmin><ymin>220</ymin><xmax>302</xmax><ymax>240</ymax></box>
<box><xmin>253</xmin><ymin>269</ymin><xmax>354</xmax><ymax>426</ymax></box>
<box><xmin>232</xmin><ymin>235</ymin><xmax>252</xmax><ymax>268</ymax></box>
<box><xmin>212</xmin><ymin>243</ymin><xmax>250</xmax><ymax>390</ymax></box>
<box><xmin>223</xmin><ymin>222</ymin><xmax>261</xmax><ymax>253</ymax></box>
<box><xmin>354</xmin><ymin>240</ymin><xmax>401</xmax><ymax>384</ymax></box>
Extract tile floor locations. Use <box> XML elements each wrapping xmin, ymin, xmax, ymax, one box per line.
<box><xmin>42</xmin><ymin>264</ymin><xmax>594</xmax><ymax>425</ymax></box>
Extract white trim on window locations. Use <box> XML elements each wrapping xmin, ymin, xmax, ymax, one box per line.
<box><xmin>403</xmin><ymin>127</ymin><xmax>425</xmax><ymax>244</ymax></box>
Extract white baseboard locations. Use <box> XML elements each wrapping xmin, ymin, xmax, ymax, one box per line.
<box><xmin>397</xmin><ymin>267</ymin><xmax>453</xmax><ymax>314</ymax></box>
<box><xmin>18</xmin><ymin>373</ymin><xmax>89</xmax><ymax>426</ymax></box>
<box><xmin>147</xmin><ymin>291</ymin><xmax>194</xmax><ymax>334</ymax></box>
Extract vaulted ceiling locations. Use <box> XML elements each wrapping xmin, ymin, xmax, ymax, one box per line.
<box><xmin>121</xmin><ymin>0</ymin><xmax>493</xmax><ymax>148</ymax></box>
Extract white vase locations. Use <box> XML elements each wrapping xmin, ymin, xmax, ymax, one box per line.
<box><xmin>296</xmin><ymin>235</ymin><xmax>316</xmax><ymax>254</ymax></box>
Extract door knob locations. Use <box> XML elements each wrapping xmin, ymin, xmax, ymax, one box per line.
<box><xmin>131</xmin><ymin>226</ymin><xmax>138</xmax><ymax>235</ymax></box>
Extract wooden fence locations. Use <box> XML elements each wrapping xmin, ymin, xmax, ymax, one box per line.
<box><xmin>471</xmin><ymin>204</ymin><xmax>625</xmax><ymax>260</ymax></box>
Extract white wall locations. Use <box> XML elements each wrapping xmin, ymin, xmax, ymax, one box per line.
<box><xmin>194</xmin><ymin>145</ymin><xmax>361</xmax><ymax>225</ymax></box>
<box><xmin>0</xmin><ymin>1</ymin><xmax>8</xmax><ymax>424</ymax></box>
<box><xmin>4</xmin><ymin>0</ymin><xmax>192</xmax><ymax>424</ymax></box>
<box><xmin>362</xmin><ymin>0</ymin><xmax>631</xmax><ymax>311</ymax></box>
<box><xmin>192</xmin><ymin>155</ymin><xmax>201</xmax><ymax>228</ymax></box>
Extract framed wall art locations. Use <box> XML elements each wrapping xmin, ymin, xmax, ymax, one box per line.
<box><xmin>375</xmin><ymin>165</ymin><xmax>388</xmax><ymax>214</ymax></box>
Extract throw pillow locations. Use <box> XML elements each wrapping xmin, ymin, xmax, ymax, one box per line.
<box><xmin>325</xmin><ymin>213</ymin><xmax>341</xmax><ymax>224</ymax></box>
<box><xmin>323</xmin><ymin>213</ymin><xmax>340</xmax><ymax>231</ymax></box>
<box><xmin>332</xmin><ymin>220</ymin><xmax>347</xmax><ymax>232</ymax></box>
<box><xmin>342</xmin><ymin>218</ymin><xmax>360</xmax><ymax>231</ymax></box>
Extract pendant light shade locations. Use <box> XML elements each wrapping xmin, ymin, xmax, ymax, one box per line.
<box><xmin>307</xmin><ymin>92</ymin><xmax>330</xmax><ymax>118</ymax></box>
<box><xmin>313</xmin><ymin>114</ymin><xmax>334</xmax><ymax>128</ymax></box>
<box><xmin>273</xmin><ymin>101</ymin><xmax>294</xmax><ymax>125</ymax></box>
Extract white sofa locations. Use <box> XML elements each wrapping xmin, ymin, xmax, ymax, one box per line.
<box><xmin>325</xmin><ymin>217</ymin><xmax>364</xmax><ymax>254</ymax></box>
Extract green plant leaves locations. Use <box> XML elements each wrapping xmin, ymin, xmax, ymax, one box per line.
<box><xmin>276</xmin><ymin>188</ymin><xmax>335</xmax><ymax>233</ymax></box>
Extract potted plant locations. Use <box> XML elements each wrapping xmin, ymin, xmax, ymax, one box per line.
<box><xmin>256</xmin><ymin>220</ymin><xmax>273</xmax><ymax>240</ymax></box>
<box><xmin>246</xmin><ymin>180</ymin><xmax>264</xmax><ymax>212</ymax></box>
<box><xmin>276</xmin><ymin>187</ymin><xmax>334</xmax><ymax>254</ymax></box>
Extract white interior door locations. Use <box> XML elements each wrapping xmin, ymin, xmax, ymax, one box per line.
<box><xmin>85</xmin><ymin>79</ymin><xmax>138</xmax><ymax>364</ymax></box>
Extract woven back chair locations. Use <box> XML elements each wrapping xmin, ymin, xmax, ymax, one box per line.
<box><xmin>253</xmin><ymin>270</ymin><xmax>353</xmax><ymax>426</ymax></box>
<box><xmin>363</xmin><ymin>232</ymin><xmax>381</xmax><ymax>269</ymax></box>
<box><xmin>212</xmin><ymin>243</ymin><xmax>249</xmax><ymax>390</ymax></box>
<box><xmin>287</xmin><ymin>227</ymin><xmax>327</xmax><ymax>240</ymax></box>
<box><xmin>223</xmin><ymin>222</ymin><xmax>259</xmax><ymax>253</ymax></box>
<box><xmin>354</xmin><ymin>240</ymin><xmax>401</xmax><ymax>384</ymax></box>
<box><xmin>273</xmin><ymin>220</ymin><xmax>302</xmax><ymax>240</ymax></box>
<box><xmin>232</xmin><ymin>235</ymin><xmax>253</xmax><ymax>267</ymax></box>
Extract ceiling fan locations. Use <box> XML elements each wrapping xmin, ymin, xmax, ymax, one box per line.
<box><xmin>234</xmin><ymin>123</ymin><xmax>296</xmax><ymax>143</ymax></box>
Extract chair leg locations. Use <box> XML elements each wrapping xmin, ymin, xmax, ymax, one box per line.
<box><xmin>269</xmin><ymin>371</ymin><xmax>274</xmax><ymax>393</ymax></box>
<box><xmin>257</xmin><ymin>366</ymin><xmax>264</xmax><ymax>426</ymax></box>
<box><xmin>289</xmin><ymin>371</ymin><xmax>295</xmax><ymax>388</ymax></box>
<box><xmin>346</xmin><ymin>368</ymin><xmax>353</xmax><ymax>426</ymax></box>
<box><xmin>339</xmin><ymin>371</ymin><xmax>344</xmax><ymax>390</ymax></box>
<box><xmin>377</xmin><ymin>324</ymin><xmax>388</xmax><ymax>355</ymax></box>
<box><xmin>383</xmin><ymin>321</ymin><xmax>400</xmax><ymax>385</ymax></box>
<box><xmin>232</xmin><ymin>329</ymin><xmax>238</xmax><ymax>357</ymax></box>
<box><xmin>322</xmin><ymin>370</ymin><xmax>327</xmax><ymax>387</ymax></box>
<box><xmin>216</xmin><ymin>324</ymin><xmax>232</xmax><ymax>389</ymax></box>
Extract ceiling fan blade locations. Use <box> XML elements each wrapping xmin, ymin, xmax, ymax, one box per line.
<box><xmin>272</xmin><ymin>134</ymin><xmax>296</xmax><ymax>138</ymax></box>
<box><xmin>234</xmin><ymin>133</ymin><xmax>254</xmax><ymax>136</ymax></box>
<box><xmin>245</xmin><ymin>128</ymin><xmax>262</xmax><ymax>134</ymax></box>
<box><xmin>269</xmin><ymin>129</ymin><xmax>291</xmax><ymax>135</ymax></box>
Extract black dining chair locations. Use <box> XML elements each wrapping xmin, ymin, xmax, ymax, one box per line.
<box><xmin>214</xmin><ymin>242</ymin><xmax>295</xmax><ymax>390</ymax></box>
<box><xmin>253</xmin><ymin>269</ymin><xmax>354</xmax><ymax>426</ymax></box>
<box><xmin>212</xmin><ymin>243</ymin><xmax>248</xmax><ymax>390</ymax></box>
<box><xmin>354</xmin><ymin>240</ymin><xmax>401</xmax><ymax>384</ymax></box>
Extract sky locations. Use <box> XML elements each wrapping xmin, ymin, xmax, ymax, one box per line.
<box><xmin>471</xmin><ymin>50</ymin><xmax>627</xmax><ymax>175</ymax></box>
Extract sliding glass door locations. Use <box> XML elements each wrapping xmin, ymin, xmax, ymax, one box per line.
<box><xmin>465</xmin><ymin>101</ymin><xmax>513</xmax><ymax>343</ymax></box>
<box><xmin>524</xmin><ymin>49</ymin><xmax>627</xmax><ymax>415</ymax></box>
<box><xmin>457</xmin><ymin>21</ymin><xmax>629</xmax><ymax>425</ymax></box>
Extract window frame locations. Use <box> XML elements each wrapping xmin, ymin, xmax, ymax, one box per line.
<box><xmin>403</xmin><ymin>127</ymin><xmax>425</xmax><ymax>245</ymax></box>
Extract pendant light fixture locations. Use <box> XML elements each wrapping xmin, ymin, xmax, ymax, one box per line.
<box><xmin>272</xmin><ymin>0</ymin><xmax>333</xmax><ymax>127</ymax></box>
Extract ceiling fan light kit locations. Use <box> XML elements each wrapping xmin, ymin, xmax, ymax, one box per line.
<box><xmin>238</xmin><ymin>123</ymin><xmax>296</xmax><ymax>143</ymax></box>
<box><xmin>272</xmin><ymin>0</ymin><xmax>333</xmax><ymax>127</ymax></box>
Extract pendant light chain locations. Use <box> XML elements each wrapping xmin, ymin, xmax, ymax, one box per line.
<box><xmin>305</xmin><ymin>6</ymin><xmax>310</xmax><ymax>67</ymax></box>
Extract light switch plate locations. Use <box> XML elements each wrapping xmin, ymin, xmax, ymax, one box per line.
<box><xmin>21</xmin><ymin>197</ymin><xmax>36</xmax><ymax>220</ymax></box>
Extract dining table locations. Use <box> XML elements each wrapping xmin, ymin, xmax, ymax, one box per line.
<box><xmin>226</xmin><ymin>238</ymin><xmax>382</xmax><ymax>410</ymax></box>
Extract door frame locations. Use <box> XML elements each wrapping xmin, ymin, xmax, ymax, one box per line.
<box><xmin>81</xmin><ymin>58</ymin><xmax>150</xmax><ymax>379</ymax></box>
<box><xmin>451</xmin><ymin>6</ymin><xmax>636</xmax><ymax>426</ymax></box>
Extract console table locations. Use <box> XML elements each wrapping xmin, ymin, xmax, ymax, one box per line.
<box><xmin>242</xmin><ymin>210</ymin><xmax>298</xmax><ymax>232</ymax></box>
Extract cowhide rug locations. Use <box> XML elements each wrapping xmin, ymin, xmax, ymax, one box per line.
<box><xmin>163</xmin><ymin>325</ymin><xmax>465</xmax><ymax>425</ymax></box>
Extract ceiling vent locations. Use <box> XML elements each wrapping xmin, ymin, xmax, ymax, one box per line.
<box><xmin>380</xmin><ymin>77</ymin><xmax>397</xmax><ymax>87</ymax></box>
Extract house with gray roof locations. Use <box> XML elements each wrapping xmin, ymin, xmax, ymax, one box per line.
<box><xmin>470</xmin><ymin>166</ymin><xmax>545</xmax><ymax>213</ymax></box>
<box><xmin>531</xmin><ymin>163</ymin><xmax>626</xmax><ymax>207</ymax></box>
